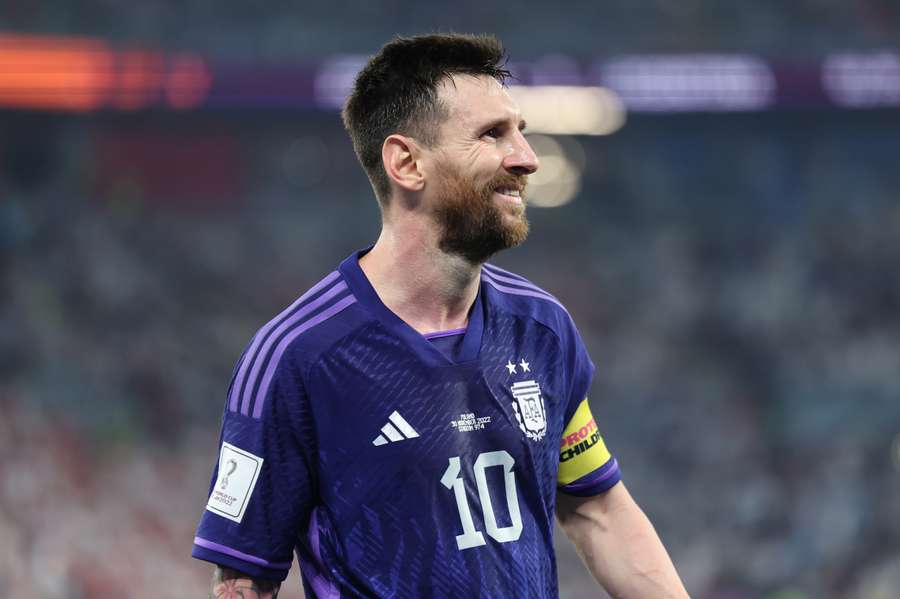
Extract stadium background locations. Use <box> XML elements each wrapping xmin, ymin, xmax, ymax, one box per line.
<box><xmin>2</xmin><ymin>3</ymin><xmax>899</xmax><ymax>598</ymax></box>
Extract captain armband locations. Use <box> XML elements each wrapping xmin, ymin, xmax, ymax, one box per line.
<box><xmin>557</xmin><ymin>398</ymin><xmax>614</xmax><ymax>486</ymax></box>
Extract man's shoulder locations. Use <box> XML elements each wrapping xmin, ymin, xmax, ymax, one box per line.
<box><xmin>480</xmin><ymin>263</ymin><xmax>578</xmax><ymax>337</ymax></box>
<box><xmin>227</xmin><ymin>268</ymin><xmax>372</xmax><ymax>416</ymax></box>
<box><xmin>251</xmin><ymin>268</ymin><xmax>371</xmax><ymax>359</ymax></box>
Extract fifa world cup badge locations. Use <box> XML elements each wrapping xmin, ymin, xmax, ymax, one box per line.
<box><xmin>510</xmin><ymin>380</ymin><xmax>547</xmax><ymax>441</ymax></box>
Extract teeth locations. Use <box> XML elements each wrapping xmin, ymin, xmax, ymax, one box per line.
<box><xmin>497</xmin><ymin>189</ymin><xmax>521</xmax><ymax>197</ymax></box>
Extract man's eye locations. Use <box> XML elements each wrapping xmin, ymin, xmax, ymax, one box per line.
<box><xmin>482</xmin><ymin>127</ymin><xmax>501</xmax><ymax>139</ymax></box>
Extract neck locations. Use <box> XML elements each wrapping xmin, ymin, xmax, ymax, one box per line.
<box><xmin>358</xmin><ymin>219</ymin><xmax>481</xmax><ymax>335</ymax></box>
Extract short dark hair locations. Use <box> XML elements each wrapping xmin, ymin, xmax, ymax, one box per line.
<box><xmin>342</xmin><ymin>33</ymin><xmax>511</xmax><ymax>205</ymax></box>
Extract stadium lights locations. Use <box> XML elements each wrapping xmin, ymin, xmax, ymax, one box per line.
<box><xmin>598</xmin><ymin>54</ymin><xmax>776</xmax><ymax>112</ymax></box>
<box><xmin>314</xmin><ymin>55</ymin><xmax>369</xmax><ymax>109</ymax></box>
<box><xmin>0</xmin><ymin>34</ymin><xmax>211</xmax><ymax>111</ymax></box>
<box><xmin>822</xmin><ymin>52</ymin><xmax>900</xmax><ymax>108</ymax></box>
<box><xmin>0</xmin><ymin>34</ymin><xmax>113</xmax><ymax>111</ymax></box>
<box><xmin>523</xmin><ymin>134</ymin><xmax>585</xmax><ymax>208</ymax></box>
<box><xmin>9</xmin><ymin>38</ymin><xmax>900</xmax><ymax>114</ymax></box>
<box><xmin>508</xmin><ymin>85</ymin><xmax>626</xmax><ymax>136</ymax></box>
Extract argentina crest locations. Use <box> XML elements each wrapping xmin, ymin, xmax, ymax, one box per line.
<box><xmin>510</xmin><ymin>380</ymin><xmax>547</xmax><ymax>442</ymax></box>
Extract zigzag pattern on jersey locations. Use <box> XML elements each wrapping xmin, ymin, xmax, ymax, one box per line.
<box><xmin>480</xmin><ymin>263</ymin><xmax>568</xmax><ymax>313</ymax></box>
<box><xmin>228</xmin><ymin>270</ymin><xmax>357</xmax><ymax>419</ymax></box>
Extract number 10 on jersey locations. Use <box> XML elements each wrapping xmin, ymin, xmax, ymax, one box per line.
<box><xmin>440</xmin><ymin>450</ymin><xmax>523</xmax><ymax>550</ymax></box>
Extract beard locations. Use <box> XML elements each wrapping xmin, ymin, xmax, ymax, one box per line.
<box><xmin>432</xmin><ymin>167</ymin><xmax>530</xmax><ymax>265</ymax></box>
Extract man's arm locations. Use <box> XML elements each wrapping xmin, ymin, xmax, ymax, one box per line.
<box><xmin>209</xmin><ymin>567</ymin><xmax>281</xmax><ymax>599</ymax></box>
<box><xmin>556</xmin><ymin>482</ymin><xmax>690</xmax><ymax>599</ymax></box>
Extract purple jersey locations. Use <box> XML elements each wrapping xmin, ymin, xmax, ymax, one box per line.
<box><xmin>193</xmin><ymin>250</ymin><xmax>621</xmax><ymax>598</ymax></box>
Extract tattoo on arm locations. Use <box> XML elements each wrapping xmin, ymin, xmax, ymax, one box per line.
<box><xmin>209</xmin><ymin>567</ymin><xmax>281</xmax><ymax>599</ymax></box>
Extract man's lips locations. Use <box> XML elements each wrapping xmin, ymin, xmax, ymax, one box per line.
<box><xmin>493</xmin><ymin>189</ymin><xmax>525</xmax><ymax>206</ymax></box>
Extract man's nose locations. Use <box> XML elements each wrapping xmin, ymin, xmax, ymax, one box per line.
<box><xmin>502</xmin><ymin>130</ymin><xmax>539</xmax><ymax>175</ymax></box>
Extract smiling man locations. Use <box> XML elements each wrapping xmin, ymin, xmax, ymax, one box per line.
<box><xmin>193</xmin><ymin>33</ymin><xmax>690</xmax><ymax>599</ymax></box>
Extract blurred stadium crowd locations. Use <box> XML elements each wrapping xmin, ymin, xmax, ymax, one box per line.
<box><xmin>1</xmin><ymin>0</ymin><xmax>898</xmax><ymax>59</ymax></box>
<box><xmin>1</xmin><ymin>5</ymin><xmax>900</xmax><ymax>598</ymax></box>
<box><xmin>1</xmin><ymin>105</ymin><xmax>898</xmax><ymax>598</ymax></box>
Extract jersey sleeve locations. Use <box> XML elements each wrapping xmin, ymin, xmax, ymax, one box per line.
<box><xmin>557</xmin><ymin>318</ymin><xmax>621</xmax><ymax>496</ymax></box>
<box><xmin>192</xmin><ymin>356</ymin><xmax>317</xmax><ymax>581</ymax></box>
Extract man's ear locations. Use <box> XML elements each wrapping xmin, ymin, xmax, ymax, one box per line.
<box><xmin>382</xmin><ymin>134</ymin><xmax>425</xmax><ymax>192</ymax></box>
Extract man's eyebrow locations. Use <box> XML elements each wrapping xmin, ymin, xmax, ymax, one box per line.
<box><xmin>475</xmin><ymin>118</ymin><xmax>528</xmax><ymax>133</ymax></box>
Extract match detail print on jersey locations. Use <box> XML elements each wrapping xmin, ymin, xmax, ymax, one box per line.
<box><xmin>206</xmin><ymin>442</ymin><xmax>264</xmax><ymax>524</ymax></box>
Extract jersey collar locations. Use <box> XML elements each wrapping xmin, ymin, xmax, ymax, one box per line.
<box><xmin>339</xmin><ymin>248</ymin><xmax>485</xmax><ymax>367</ymax></box>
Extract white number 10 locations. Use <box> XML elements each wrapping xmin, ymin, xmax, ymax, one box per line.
<box><xmin>440</xmin><ymin>450</ymin><xmax>523</xmax><ymax>550</ymax></box>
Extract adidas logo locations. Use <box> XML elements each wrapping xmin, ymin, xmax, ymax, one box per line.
<box><xmin>372</xmin><ymin>411</ymin><xmax>420</xmax><ymax>446</ymax></box>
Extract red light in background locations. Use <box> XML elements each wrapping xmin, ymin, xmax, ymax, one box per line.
<box><xmin>114</xmin><ymin>50</ymin><xmax>165</xmax><ymax>111</ymax></box>
<box><xmin>94</xmin><ymin>131</ymin><xmax>242</xmax><ymax>209</ymax></box>
<box><xmin>0</xmin><ymin>34</ymin><xmax>114</xmax><ymax>111</ymax></box>
<box><xmin>0</xmin><ymin>34</ymin><xmax>211</xmax><ymax>112</ymax></box>
<box><xmin>165</xmin><ymin>53</ymin><xmax>212</xmax><ymax>110</ymax></box>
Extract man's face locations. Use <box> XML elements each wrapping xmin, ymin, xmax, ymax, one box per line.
<box><xmin>426</xmin><ymin>75</ymin><xmax>539</xmax><ymax>264</ymax></box>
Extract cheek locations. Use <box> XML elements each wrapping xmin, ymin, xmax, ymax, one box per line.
<box><xmin>472</xmin><ymin>149</ymin><xmax>505</xmax><ymax>175</ymax></box>
<box><xmin>463</xmin><ymin>142</ymin><xmax>503</xmax><ymax>166</ymax></box>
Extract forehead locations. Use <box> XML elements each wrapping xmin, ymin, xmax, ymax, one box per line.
<box><xmin>437</xmin><ymin>74</ymin><xmax>521</xmax><ymax>130</ymax></box>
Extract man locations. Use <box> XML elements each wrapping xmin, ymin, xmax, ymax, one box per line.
<box><xmin>193</xmin><ymin>33</ymin><xmax>690</xmax><ymax>599</ymax></box>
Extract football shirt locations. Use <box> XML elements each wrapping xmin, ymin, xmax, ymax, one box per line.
<box><xmin>193</xmin><ymin>250</ymin><xmax>621</xmax><ymax>598</ymax></box>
